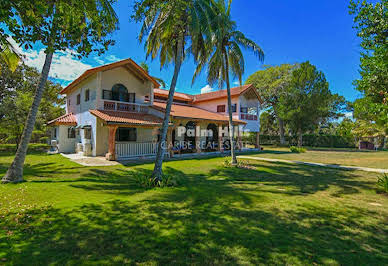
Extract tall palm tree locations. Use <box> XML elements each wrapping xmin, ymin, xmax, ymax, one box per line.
<box><xmin>133</xmin><ymin>0</ymin><xmax>213</xmax><ymax>182</ymax></box>
<box><xmin>193</xmin><ymin>0</ymin><xmax>264</xmax><ymax>165</ymax></box>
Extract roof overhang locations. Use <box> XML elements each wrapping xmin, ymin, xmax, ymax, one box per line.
<box><xmin>60</xmin><ymin>58</ymin><xmax>160</xmax><ymax>95</ymax></box>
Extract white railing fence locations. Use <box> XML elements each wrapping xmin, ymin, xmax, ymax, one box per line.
<box><xmin>115</xmin><ymin>142</ymin><xmax>165</xmax><ymax>159</ymax></box>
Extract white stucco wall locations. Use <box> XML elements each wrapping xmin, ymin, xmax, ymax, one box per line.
<box><xmin>194</xmin><ymin>97</ymin><xmax>239</xmax><ymax>117</ymax></box>
<box><xmin>100</xmin><ymin>67</ymin><xmax>153</xmax><ymax>107</ymax></box>
<box><xmin>52</xmin><ymin>125</ymin><xmax>77</xmax><ymax>153</ymax></box>
<box><xmin>239</xmin><ymin>94</ymin><xmax>261</xmax><ymax>133</ymax></box>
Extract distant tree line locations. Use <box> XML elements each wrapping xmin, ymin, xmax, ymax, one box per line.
<box><xmin>0</xmin><ymin>58</ymin><xmax>65</xmax><ymax>148</ymax></box>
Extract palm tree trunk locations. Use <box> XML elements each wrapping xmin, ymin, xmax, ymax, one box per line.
<box><xmin>151</xmin><ymin>36</ymin><xmax>183</xmax><ymax>182</ymax></box>
<box><xmin>223</xmin><ymin>51</ymin><xmax>237</xmax><ymax>165</ymax></box>
<box><xmin>2</xmin><ymin>51</ymin><xmax>53</xmax><ymax>183</ymax></box>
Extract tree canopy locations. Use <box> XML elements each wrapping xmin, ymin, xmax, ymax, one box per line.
<box><xmin>278</xmin><ymin>61</ymin><xmax>346</xmax><ymax>146</ymax></box>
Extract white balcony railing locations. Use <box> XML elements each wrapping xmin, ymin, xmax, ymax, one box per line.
<box><xmin>116</xmin><ymin>142</ymin><xmax>160</xmax><ymax>159</ymax></box>
<box><xmin>103</xmin><ymin>100</ymin><xmax>149</xmax><ymax>113</ymax></box>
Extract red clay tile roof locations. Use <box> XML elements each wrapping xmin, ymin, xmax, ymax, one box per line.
<box><xmin>47</xmin><ymin>113</ymin><xmax>77</xmax><ymax>126</ymax></box>
<box><xmin>153</xmin><ymin>88</ymin><xmax>194</xmax><ymax>102</ymax></box>
<box><xmin>60</xmin><ymin>58</ymin><xmax>160</xmax><ymax>95</ymax></box>
<box><xmin>90</xmin><ymin>110</ymin><xmax>164</xmax><ymax>126</ymax></box>
<box><xmin>152</xmin><ymin>102</ymin><xmax>246</xmax><ymax>124</ymax></box>
<box><xmin>152</xmin><ymin>84</ymin><xmax>263</xmax><ymax>104</ymax></box>
<box><xmin>193</xmin><ymin>84</ymin><xmax>263</xmax><ymax>103</ymax></box>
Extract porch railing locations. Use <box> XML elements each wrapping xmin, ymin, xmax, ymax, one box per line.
<box><xmin>115</xmin><ymin>142</ymin><xmax>163</xmax><ymax>159</ymax></box>
<box><xmin>104</xmin><ymin>101</ymin><xmax>149</xmax><ymax>113</ymax></box>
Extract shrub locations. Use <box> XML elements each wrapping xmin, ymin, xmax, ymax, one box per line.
<box><xmin>0</xmin><ymin>143</ymin><xmax>50</xmax><ymax>153</ymax></box>
<box><xmin>132</xmin><ymin>171</ymin><xmax>181</xmax><ymax>188</ymax></box>
<box><xmin>377</xmin><ymin>174</ymin><xmax>388</xmax><ymax>193</ymax></box>
<box><xmin>222</xmin><ymin>158</ymin><xmax>254</xmax><ymax>169</ymax></box>
<box><xmin>290</xmin><ymin>146</ymin><xmax>306</xmax><ymax>153</ymax></box>
<box><xmin>242</xmin><ymin>133</ymin><xmax>356</xmax><ymax>148</ymax></box>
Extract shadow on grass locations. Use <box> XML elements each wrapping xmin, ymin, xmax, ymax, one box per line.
<box><xmin>1</xmin><ymin>156</ymin><xmax>386</xmax><ymax>264</ymax></box>
<box><xmin>1</xmin><ymin>184</ymin><xmax>387</xmax><ymax>264</ymax></box>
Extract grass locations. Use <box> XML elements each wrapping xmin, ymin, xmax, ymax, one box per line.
<box><xmin>0</xmin><ymin>151</ymin><xmax>387</xmax><ymax>265</ymax></box>
<box><xmin>251</xmin><ymin>146</ymin><xmax>388</xmax><ymax>169</ymax></box>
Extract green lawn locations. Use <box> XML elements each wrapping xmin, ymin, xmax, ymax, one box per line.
<box><xmin>250</xmin><ymin>146</ymin><xmax>388</xmax><ymax>169</ymax></box>
<box><xmin>0</xmin><ymin>152</ymin><xmax>387</xmax><ymax>265</ymax></box>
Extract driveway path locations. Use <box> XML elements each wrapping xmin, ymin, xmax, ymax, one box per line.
<box><xmin>238</xmin><ymin>156</ymin><xmax>388</xmax><ymax>174</ymax></box>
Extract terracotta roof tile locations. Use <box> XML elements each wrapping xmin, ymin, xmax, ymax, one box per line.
<box><xmin>152</xmin><ymin>102</ymin><xmax>246</xmax><ymax>124</ymax></box>
<box><xmin>152</xmin><ymin>84</ymin><xmax>263</xmax><ymax>104</ymax></box>
<box><xmin>153</xmin><ymin>88</ymin><xmax>194</xmax><ymax>102</ymax></box>
<box><xmin>60</xmin><ymin>58</ymin><xmax>160</xmax><ymax>94</ymax></box>
<box><xmin>47</xmin><ymin>113</ymin><xmax>77</xmax><ymax>126</ymax></box>
<box><xmin>90</xmin><ymin>110</ymin><xmax>163</xmax><ymax>126</ymax></box>
<box><xmin>193</xmin><ymin>84</ymin><xmax>262</xmax><ymax>103</ymax></box>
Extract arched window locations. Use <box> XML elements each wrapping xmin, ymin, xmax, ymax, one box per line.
<box><xmin>112</xmin><ymin>84</ymin><xmax>128</xmax><ymax>102</ymax></box>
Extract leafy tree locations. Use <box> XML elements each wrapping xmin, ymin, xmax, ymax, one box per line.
<box><xmin>259</xmin><ymin>111</ymin><xmax>279</xmax><ymax>135</ymax></box>
<box><xmin>246</xmin><ymin>64</ymin><xmax>297</xmax><ymax>144</ymax></box>
<box><xmin>133</xmin><ymin>0</ymin><xmax>213</xmax><ymax>181</ymax></box>
<box><xmin>350</xmin><ymin>0</ymin><xmax>388</xmax><ymax>104</ymax></box>
<box><xmin>0</xmin><ymin>59</ymin><xmax>64</xmax><ymax>147</ymax></box>
<box><xmin>2</xmin><ymin>0</ymin><xmax>118</xmax><ymax>183</ymax></box>
<box><xmin>193</xmin><ymin>0</ymin><xmax>264</xmax><ymax>165</ymax></box>
<box><xmin>278</xmin><ymin>61</ymin><xmax>346</xmax><ymax>146</ymax></box>
<box><xmin>349</xmin><ymin>0</ymin><xmax>388</xmax><ymax>132</ymax></box>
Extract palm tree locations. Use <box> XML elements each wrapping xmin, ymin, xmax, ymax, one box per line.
<box><xmin>140</xmin><ymin>62</ymin><xmax>166</xmax><ymax>88</ymax></box>
<box><xmin>133</xmin><ymin>0</ymin><xmax>213</xmax><ymax>182</ymax></box>
<box><xmin>0</xmin><ymin>36</ymin><xmax>21</xmax><ymax>73</ymax></box>
<box><xmin>193</xmin><ymin>0</ymin><xmax>264</xmax><ymax>165</ymax></box>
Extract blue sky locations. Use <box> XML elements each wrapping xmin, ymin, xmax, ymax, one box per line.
<box><xmin>13</xmin><ymin>0</ymin><xmax>363</xmax><ymax>102</ymax></box>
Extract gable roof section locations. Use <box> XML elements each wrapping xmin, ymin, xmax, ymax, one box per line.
<box><xmin>193</xmin><ymin>84</ymin><xmax>263</xmax><ymax>103</ymax></box>
<box><xmin>90</xmin><ymin>109</ymin><xmax>164</xmax><ymax>126</ymax></box>
<box><xmin>47</xmin><ymin>113</ymin><xmax>77</xmax><ymax>126</ymax></box>
<box><xmin>60</xmin><ymin>58</ymin><xmax>160</xmax><ymax>95</ymax></box>
<box><xmin>152</xmin><ymin>102</ymin><xmax>246</xmax><ymax>124</ymax></box>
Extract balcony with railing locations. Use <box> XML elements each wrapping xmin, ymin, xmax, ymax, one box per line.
<box><xmin>102</xmin><ymin>89</ymin><xmax>149</xmax><ymax>113</ymax></box>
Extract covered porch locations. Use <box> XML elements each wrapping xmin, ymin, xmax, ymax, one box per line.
<box><xmin>90</xmin><ymin>109</ymin><xmax>165</xmax><ymax>160</ymax></box>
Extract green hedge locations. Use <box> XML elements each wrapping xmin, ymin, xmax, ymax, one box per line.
<box><xmin>0</xmin><ymin>143</ymin><xmax>50</xmax><ymax>153</ymax></box>
<box><xmin>243</xmin><ymin>133</ymin><xmax>356</xmax><ymax>148</ymax></box>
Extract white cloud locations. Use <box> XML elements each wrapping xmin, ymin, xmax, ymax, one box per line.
<box><xmin>233</xmin><ymin>81</ymin><xmax>240</xmax><ymax>85</ymax></box>
<box><xmin>105</xmin><ymin>54</ymin><xmax>122</xmax><ymax>62</ymax></box>
<box><xmin>8</xmin><ymin>38</ymin><xmax>92</xmax><ymax>83</ymax></box>
<box><xmin>200</xmin><ymin>85</ymin><xmax>214</xmax><ymax>94</ymax></box>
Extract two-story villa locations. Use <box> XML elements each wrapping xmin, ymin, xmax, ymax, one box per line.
<box><xmin>48</xmin><ymin>58</ymin><xmax>262</xmax><ymax>160</ymax></box>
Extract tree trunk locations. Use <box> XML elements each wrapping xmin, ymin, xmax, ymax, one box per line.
<box><xmin>151</xmin><ymin>36</ymin><xmax>183</xmax><ymax>182</ymax></box>
<box><xmin>278</xmin><ymin>118</ymin><xmax>286</xmax><ymax>145</ymax></box>
<box><xmin>224</xmin><ymin>51</ymin><xmax>237</xmax><ymax>165</ymax></box>
<box><xmin>2</xmin><ymin>52</ymin><xmax>53</xmax><ymax>183</ymax></box>
<box><xmin>298</xmin><ymin>128</ymin><xmax>303</xmax><ymax>147</ymax></box>
<box><xmin>273</xmin><ymin>107</ymin><xmax>286</xmax><ymax>145</ymax></box>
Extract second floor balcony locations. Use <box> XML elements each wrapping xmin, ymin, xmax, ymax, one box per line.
<box><xmin>103</xmin><ymin>100</ymin><xmax>149</xmax><ymax>113</ymax></box>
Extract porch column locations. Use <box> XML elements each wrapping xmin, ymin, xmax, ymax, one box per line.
<box><xmin>255</xmin><ymin>132</ymin><xmax>260</xmax><ymax>150</ymax></box>
<box><xmin>106</xmin><ymin>125</ymin><xmax>118</xmax><ymax>161</ymax></box>
<box><xmin>195</xmin><ymin>123</ymin><xmax>202</xmax><ymax>153</ymax></box>
<box><xmin>218</xmin><ymin>123</ymin><xmax>224</xmax><ymax>152</ymax></box>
